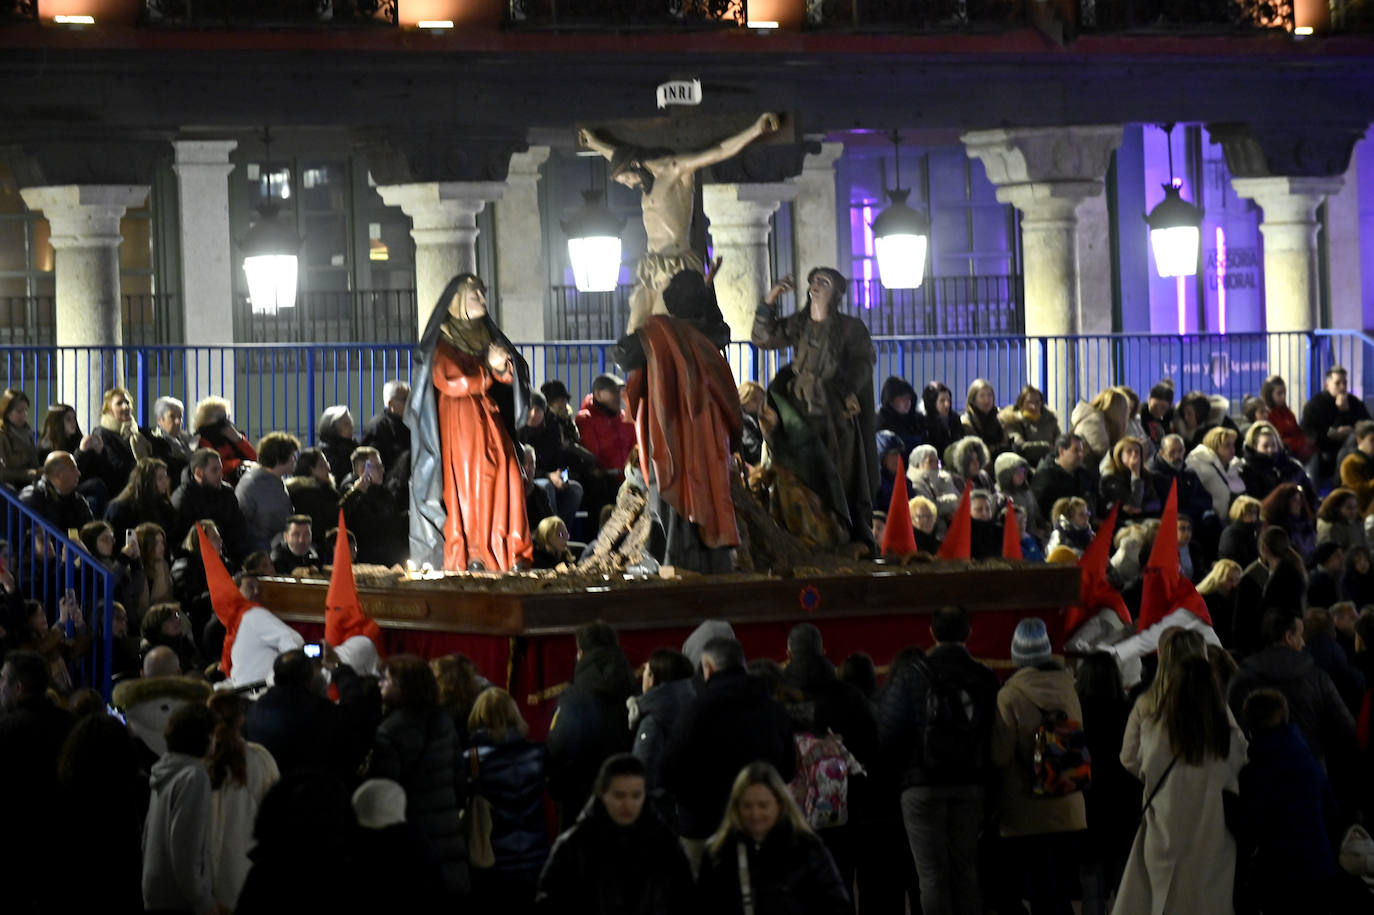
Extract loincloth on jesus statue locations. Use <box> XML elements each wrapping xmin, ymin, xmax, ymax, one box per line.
<box><xmin>633</xmin><ymin>251</ymin><xmax>705</xmax><ymax>313</ymax></box>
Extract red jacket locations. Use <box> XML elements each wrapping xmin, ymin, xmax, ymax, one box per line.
<box><xmin>1269</xmin><ymin>404</ymin><xmax>1314</xmax><ymax>461</ymax></box>
<box><xmin>575</xmin><ymin>393</ymin><xmax>636</xmax><ymax>475</ymax></box>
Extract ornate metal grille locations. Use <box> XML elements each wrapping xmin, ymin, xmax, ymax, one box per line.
<box><xmin>142</xmin><ymin>0</ymin><xmax>398</xmax><ymax>27</ymax></box>
<box><xmin>508</xmin><ymin>0</ymin><xmax>744</xmax><ymax>27</ymax></box>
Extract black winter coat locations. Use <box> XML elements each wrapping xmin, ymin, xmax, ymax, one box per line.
<box><xmin>876</xmin><ymin>376</ymin><xmax>925</xmax><ymax>456</ymax></box>
<box><xmin>1218</xmin><ymin>520</ymin><xmax>1260</xmax><ymax>570</ymax></box>
<box><xmin>1301</xmin><ymin>391</ymin><xmax>1371</xmax><ymax>465</ymax></box>
<box><xmin>876</xmin><ymin>643</ymin><xmax>999</xmax><ymax>789</ymax></box>
<box><xmin>633</xmin><ymin>677</ymin><xmax>696</xmax><ymax>790</ymax></box>
<box><xmin>468</xmin><ymin>733</ymin><xmax>550</xmax><ymax>875</ymax></box>
<box><xmin>170</xmin><ymin>479</ymin><xmax>248</xmax><ymax>562</ymax></box>
<box><xmin>535</xmin><ymin>798</ymin><xmax>694</xmax><ymax>915</ymax></box>
<box><xmin>661</xmin><ymin>667</ymin><xmax>797</xmax><ymax>840</ymax></box>
<box><xmin>697</xmin><ymin>823</ymin><xmax>851</xmax><ymax>915</ymax></box>
<box><xmin>361</xmin><ymin>409</ymin><xmax>412</xmax><ymax>487</ymax></box>
<box><xmin>1030</xmin><ymin>455</ymin><xmax>1096</xmax><ymax>519</ymax></box>
<box><xmin>1238</xmin><ymin>445</ymin><xmax>1316</xmax><ymax>507</ymax></box>
<box><xmin>1144</xmin><ymin>454</ymin><xmax>1213</xmax><ymax>522</ymax></box>
<box><xmin>546</xmin><ymin>645</ymin><xmax>635</xmax><ymax>825</ymax></box>
<box><xmin>103</xmin><ymin>492</ymin><xmax>176</xmax><ymax>545</ymax></box>
<box><xmin>18</xmin><ymin>479</ymin><xmax>93</xmax><ymax>532</ymax></box>
<box><xmin>286</xmin><ymin>476</ymin><xmax>340</xmax><ymax>552</ymax></box>
<box><xmin>369</xmin><ymin>705</ymin><xmax>469</xmax><ymax>898</ymax></box>
<box><xmin>318</xmin><ymin>432</ymin><xmax>358</xmax><ymax>485</ymax></box>
<box><xmin>340</xmin><ymin>482</ymin><xmax>408</xmax><ymax>566</ymax></box>
<box><xmin>1228</xmin><ymin>646</ymin><xmax>1356</xmax><ymax>762</ymax></box>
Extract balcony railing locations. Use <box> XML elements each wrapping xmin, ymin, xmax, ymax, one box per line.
<box><xmin>810</xmin><ymin>0</ymin><xmax>1293</xmax><ymax>30</ymax></box>
<box><xmin>549</xmin><ymin>274</ymin><xmax>1023</xmax><ymax>341</ymax></box>
<box><xmin>507</xmin><ymin>0</ymin><xmax>744</xmax><ymax>26</ymax></box>
<box><xmin>234</xmin><ymin>288</ymin><xmax>418</xmax><ymax>344</ymax></box>
<box><xmin>0</xmin><ymin>294</ymin><xmax>179</xmax><ymax>347</ymax></box>
<box><xmin>141</xmin><ymin>0</ymin><xmax>397</xmax><ymax>27</ymax></box>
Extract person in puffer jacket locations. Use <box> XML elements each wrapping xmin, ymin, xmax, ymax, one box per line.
<box><xmin>875</xmin><ymin>430</ymin><xmax>913</xmax><ymax>511</ymax></box>
<box><xmin>943</xmin><ymin>435</ymin><xmax>993</xmax><ymax>493</ymax></box>
<box><xmin>1185</xmin><ymin>426</ymin><xmax>1246</xmax><ymax>519</ymax></box>
<box><xmin>995</xmin><ymin>451</ymin><xmax>1045</xmax><ymax>543</ymax></box>
<box><xmin>906</xmin><ymin>444</ymin><xmax>961</xmax><ymax>530</ymax></box>
<box><xmin>466</xmin><ymin>688</ymin><xmax>551</xmax><ymax>915</ymax></box>
<box><xmin>999</xmin><ymin>384</ymin><xmax>1061</xmax><ymax>467</ymax></box>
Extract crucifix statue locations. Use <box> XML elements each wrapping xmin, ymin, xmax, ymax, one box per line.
<box><xmin>577</xmin><ymin>111</ymin><xmax>781</xmax><ymax>332</ymax></box>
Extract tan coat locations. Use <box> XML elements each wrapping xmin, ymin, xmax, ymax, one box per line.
<box><xmin>991</xmin><ymin>665</ymin><xmax>1088</xmax><ymax>837</ymax></box>
<box><xmin>1111</xmin><ymin>699</ymin><xmax>1248</xmax><ymax>915</ymax></box>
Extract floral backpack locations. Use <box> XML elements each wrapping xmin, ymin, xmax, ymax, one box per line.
<box><xmin>788</xmin><ymin>730</ymin><xmax>865</xmax><ymax>829</ymax></box>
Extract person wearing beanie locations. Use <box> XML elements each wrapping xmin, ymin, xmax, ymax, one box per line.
<box><xmin>348</xmin><ymin>779</ymin><xmax>448</xmax><ymax>911</ymax></box>
<box><xmin>990</xmin><ymin>616</ymin><xmax>1087</xmax><ymax>914</ymax></box>
<box><xmin>1141</xmin><ymin>381</ymin><xmax>1176</xmax><ymax>453</ymax></box>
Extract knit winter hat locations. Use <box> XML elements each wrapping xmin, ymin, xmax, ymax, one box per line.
<box><xmin>352</xmin><ymin>779</ymin><xmax>406</xmax><ymax>830</ymax></box>
<box><xmin>1011</xmin><ymin>617</ymin><xmax>1053</xmax><ymax>668</ymax></box>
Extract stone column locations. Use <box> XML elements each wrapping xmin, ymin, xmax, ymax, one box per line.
<box><xmin>703</xmin><ymin>182</ymin><xmax>795</xmax><ymax>343</ymax></box>
<box><xmin>962</xmin><ymin>126</ymin><xmax>1123</xmax><ymax>417</ymax></box>
<box><xmin>377</xmin><ymin>181</ymin><xmax>506</xmax><ymax>330</ymax></box>
<box><xmin>1231</xmin><ymin>176</ymin><xmax>1344</xmax><ymax>396</ymax></box>
<box><xmin>791</xmin><ymin>141</ymin><xmax>844</xmax><ymax>274</ymax></box>
<box><xmin>172</xmin><ymin>140</ymin><xmax>238</xmax><ymax>413</ymax></box>
<box><xmin>20</xmin><ymin>184</ymin><xmax>149</xmax><ymax>432</ymax></box>
<box><xmin>494</xmin><ymin>147</ymin><xmax>550</xmax><ymax>344</ymax></box>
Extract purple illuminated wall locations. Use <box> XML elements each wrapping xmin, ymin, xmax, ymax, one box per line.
<box><xmin>1141</xmin><ymin>126</ymin><xmax>1264</xmax><ymax>334</ymax></box>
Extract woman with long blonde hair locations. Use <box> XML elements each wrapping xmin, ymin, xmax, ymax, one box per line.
<box><xmin>697</xmin><ymin>761</ymin><xmax>850</xmax><ymax>913</ymax></box>
<box><xmin>1071</xmin><ymin>387</ymin><xmax>1130</xmax><ymax>465</ymax></box>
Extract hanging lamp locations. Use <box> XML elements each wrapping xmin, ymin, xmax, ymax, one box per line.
<box><xmin>870</xmin><ymin>130</ymin><xmax>930</xmax><ymax>290</ymax></box>
<box><xmin>562</xmin><ymin>157</ymin><xmax>624</xmax><ymax>293</ymax></box>
<box><xmin>1145</xmin><ymin>123</ymin><xmax>1203</xmax><ymax>279</ymax></box>
<box><xmin>241</xmin><ymin>128</ymin><xmax>300</xmax><ymax>315</ymax></box>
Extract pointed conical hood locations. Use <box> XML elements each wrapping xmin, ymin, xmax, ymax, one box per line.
<box><xmin>881</xmin><ymin>456</ymin><xmax>918</xmax><ymax>558</ymax></box>
<box><xmin>324</xmin><ymin>508</ymin><xmax>382</xmax><ymax>650</ymax></box>
<box><xmin>1063</xmin><ymin>503</ymin><xmax>1131</xmax><ymax>636</ymax></box>
<box><xmin>1001</xmin><ymin>497</ymin><xmax>1022</xmax><ymax>560</ymax></box>
<box><xmin>197</xmin><ymin>522</ymin><xmax>255</xmax><ymax>676</ymax></box>
<box><xmin>937</xmin><ymin>481</ymin><xmax>973</xmax><ymax>560</ymax></box>
<box><xmin>1139</xmin><ymin>479</ymin><xmax>1211</xmax><ymax>630</ymax></box>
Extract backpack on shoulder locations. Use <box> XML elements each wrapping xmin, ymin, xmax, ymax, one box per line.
<box><xmin>1030</xmin><ymin>706</ymin><xmax>1091</xmax><ymax>797</ymax></box>
<box><xmin>916</xmin><ymin>657</ymin><xmax>988</xmax><ymax>773</ymax></box>
<box><xmin>788</xmin><ymin>730</ymin><xmax>865</xmax><ymax>830</ymax></box>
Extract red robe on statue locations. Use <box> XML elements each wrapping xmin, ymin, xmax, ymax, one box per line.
<box><xmin>431</xmin><ymin>339</ymin><xmax>532</xmax><ymax>572</ymax></box>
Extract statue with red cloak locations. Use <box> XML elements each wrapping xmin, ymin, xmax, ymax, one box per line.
<box><xmin>406</xmin><ymin>273</ymin><xmax>533</xmax><ymax>572</ymax></box>
<box><xmin>613</xmin><ymin>268</ymin><xmax>742</xmax><ymax>573</ymax></box>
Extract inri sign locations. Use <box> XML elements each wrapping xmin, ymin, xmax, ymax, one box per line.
<box><xmin>656</xmin><ymin>79</ymin><xmax>702</xmax><ymax>109</ymax></box>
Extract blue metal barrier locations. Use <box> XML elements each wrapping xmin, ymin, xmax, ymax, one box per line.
<box><xmin>0</xmin><ymin>331</ymin><xmax>1365</xmax><ymax>453</ymax></box>
<box><xmin>0</xmin><ymin>485</ymin><xmax>117</xmax><ymax>699</ymax></box>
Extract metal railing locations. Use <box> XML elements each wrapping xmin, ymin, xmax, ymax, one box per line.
<box><xmin>0</xmin><ymin>486</ymin><xmax>117</xmax><ymax>699</ymax></box>
<box><xmin>0</xmin><ymin>294</ymin><xmax>179</xmax><ymax>347</ymax></box>
<box><xmin>234</xmin><ymin>289</ymin><xmax>418</xmax><ymax>344</ymax></box>
<box><xmin>551</xmin><ymin>274</ymin><xmax>1023</xmax><ymax>341</ymax></box>
<box><xmin>0</xmin><ymin>330</ymin><xmax>1364</xmax><ymax>450</ymax></box>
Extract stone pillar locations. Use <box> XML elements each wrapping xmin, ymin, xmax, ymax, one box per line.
<box><xmin>1231</xmin><ymin>176</ymin><xmax>1344</xmax><ymax>396</ymax></box>
<box><xmin>172</xmin><ymin>140</ymin><xmax>238</xmax><ymax>413</ymax></box>
<box><xmin>703</xmin><ymin>182</ymin><xmax>795</xmax><ymax>343</ymax></box>
<box><xmin>20</xmin><ymin>184</ymin><xmax>149</xmax><ymax>432</ymax></box>
<box><xmin>962</xmin><ymin>126</ymin><xmax>1123</xmax><ymax>417</ymax></box>
<box><xmin>791</xmin><ymin>141</ymin><xmax>844</xmax><ymax>274</ymax></box>
<box><xmin>377</xmin><ymin>181</ymin><xmax>506</xmax><ymax>330</ymax></box>
<box><xmin>494</xmin><ymin>147</ymin><xmax>550</xmax><ymax>343</ymax></box>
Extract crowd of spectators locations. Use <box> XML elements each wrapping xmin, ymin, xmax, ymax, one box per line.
<box><xmin>4</xmin><ymin>361</ymin><xmax>1374</xmax><ymax>913</ymax></box>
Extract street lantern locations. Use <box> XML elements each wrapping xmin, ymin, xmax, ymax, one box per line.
<box><xmin>871</xmin><ymin>132</ymin><xmax>929</xmax><ymax>290</ymax></box>
<box><xmin>562</xmin><ymin>189</ymin><xmax>624</xmax><ymax>293</ymax></box>
<box><xmin>241</xmin><ymin>129</ymin><xmax>299</xmax><ymax>315</ymax></box>
<box><xmin>1146</xmin><ymin>184</ymin><xmax>1203</xmax><ymax>278</ymax></box>
<box><xmin>1144</xmin><ymin>123</ymin><xmax>1203</xmax><ymax>278</ymax></box>
<box><xmin>242</xmin><ymin>206</ymin><xmax>299</xmax><ymax>314</ymax></box>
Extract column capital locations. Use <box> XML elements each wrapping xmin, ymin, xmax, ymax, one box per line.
<box><xmin>962</xmin><ymin>125</ymin><xmax>1122</xmax><ymax>217</ymax></box>
<box><xmin>703</xmin><ymin>183</ymin><xmax>794</xmax><ymax>246</ymax></box>
<box><xmin>171</xmin><ymin>139</ymin><xmax>238</xmax><ymax>172</ymax></box>
<box><xmin>799</xmin><ymin>141</ymin><xmax>844</xmax><ymax>178</ymax></box>
<box><xmin>19</xmin><ymin>185</ymin><xmax>149</xmax><ymax>249</ymax></box>
<box><xmin>377</xmin><ymin>181</ymin><xmax>506</xmax><ymax>246</ymax></box>
<box><xmin>505</xmin><ymin>146</ymin><xmax>550</xmax><ymax>185</ymax></box>
<box><xmin>1230</xmin><ymin>175</ymin><xmax>1344</xmax><ymax>223</ymax></box>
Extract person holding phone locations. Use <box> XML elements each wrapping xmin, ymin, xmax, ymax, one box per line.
<box><xmin>192</xmin><ymin>397</ymin><xmax>257</xmax><ymax>486</ymax></box>
<box><xmin>340</xmin><ymin>447</ymin><xmax>408</xmax><ymax>567</ymax></box>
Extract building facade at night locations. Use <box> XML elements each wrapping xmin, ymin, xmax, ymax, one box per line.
<box><xmin>3</xmin><ymin>2</ymin><xmax>1374</xmax><ymax>430</ymax></box>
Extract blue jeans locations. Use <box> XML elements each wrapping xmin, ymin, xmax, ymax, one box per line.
<box><xmin>901</xmin><ymin>784</ymin><xmax>983</xmax><ymax>915</ymax></box>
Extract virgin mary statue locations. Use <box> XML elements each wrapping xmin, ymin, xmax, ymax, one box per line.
<box><xmin>406</xmin><ymin>273</ymin><xmax>533</xmax><ymax>572</ymax></box>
